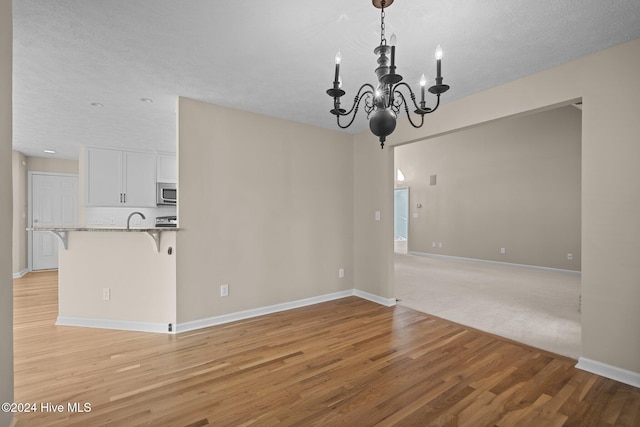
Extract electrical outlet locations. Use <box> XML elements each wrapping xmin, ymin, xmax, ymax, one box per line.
<box><xmin>501</xmin><ymin>248</ymin><xmax>506</xmax><ymax>254</ymax></box>
<box><xmin>338</xmin><ymin>268</ymin><xmax>345</xmax><ymax>278</ymax></box>
<box><xmin>432</xmin><ymin>242</ymin><xmax>436</xmax><ymax>248</ymax></box>
<box><xmin>567</xmin><ymin>253</ymin><xmax>573</xmax><ymax>260</ymax></box>
<box><xmin>375</xmin><ymin>211</ymin><xmax>381</xmax><ymax>221</ymax></box>
<box><xmin>438</xmin><ymin>242</ymin><xmax>443</xmax><ymax>248</ymax></box>
<box><xmin>102</xmin><ymin>288</ymin><xmax>110</xmax><ymax>301</ymax></box>
<box><xmin>220</xmin><ymin>284</ymin><xmax>229</xmax><ymax>297</ymax></box>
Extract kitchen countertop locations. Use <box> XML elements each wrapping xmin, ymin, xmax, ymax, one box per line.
<box><xmin>27</xmin><ymin>227</ymin><xmax>178</xmax><ymax>252</ymax></box>
<box><xmin>28</xmin><ymin>226</ymin><xmax>179</xmax><ymax>232</ymax></box>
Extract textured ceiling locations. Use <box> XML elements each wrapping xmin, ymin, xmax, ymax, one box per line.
<box><xmin>12</xmin><ymin>0</ymin><xmax>640</xmax><ymax>159</ymax></box>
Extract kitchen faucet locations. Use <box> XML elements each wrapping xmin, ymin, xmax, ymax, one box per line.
<box><xmin>127</xmin><ymin>211</ymin><xmax>146</xmax><ymax>229</ymax></box>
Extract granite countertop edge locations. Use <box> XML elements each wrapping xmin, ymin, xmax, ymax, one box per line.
<box><xmin>28</xmin><ymin>227</ymin><xmax>179</xmax><ymax>232</ymax></box>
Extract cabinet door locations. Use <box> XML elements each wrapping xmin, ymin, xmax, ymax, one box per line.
<box><xmin>85</xmin><ymin>147</ymin><xmax>123</xmax><ymax>206</ymax></box>
<box><xmin>123</xmin><ymin>151</ymin><xmax>157</xmax><ymax>207</ymax></box>
<box><xmin>157</xmin><ymin>154</ymin><xmax>177</xmax><ymax>183</ymax></box>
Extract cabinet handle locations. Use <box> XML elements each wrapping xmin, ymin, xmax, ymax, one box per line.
<box><xmin>124</xmin><ymin>193</ymin><xmax>126</xmax><ymax>204</ymax></box>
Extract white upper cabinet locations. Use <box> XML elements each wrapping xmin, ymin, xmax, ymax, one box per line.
<box><xmin>85</xmin><ymin>147</ymin><xmax>157</xmax><ymax>207</ymax></box>
<box><xmin>85</xmin><ymin>147</ymin><xmax>122</xmax><ymax>206</ymax></box>
<box><xmin>123</xmin><ymin>151</ymin><xmax>157</xmax><ymax>207</ymax></box>
<box><xmin>157</xmin><ymin>154</ymin><xmax>177</xmax><ymax>183</ymax></box>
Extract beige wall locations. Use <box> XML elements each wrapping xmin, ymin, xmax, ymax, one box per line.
<box><xmin>353</xmin><ymin>133</ymin><xmax>395</xmax><ymax>301</ymax></box>
<box><xmin>176</xmin><ymin>97</ymin><xmax>354</xmax><ymax>323</ymax></box>
<box><xmin>0</xmin><ymin>0</ymin><xmax>13</xmax><ymax>424</ymax></box>
<box><xmin>396</xmin><ymin>106</ymin><xmax>582</xmax><ymax>270</ymax></box>
<box><xmin>12</xmin><ymin>151</ymin><xmax>27</xmax><ymax>275</ymax></box>
<box><xmin>354</xmin><ymin>37</ymin><xmax>640</xmax><ymax>374</ymax></box>
<box><xmin>26</xmin><ymin>155</ymin><xmax>79</xmax><ymax>175</ymax></box>
<box><xmin>58</xmin><ymin>231</ymin><xmax>176</xmax><ymax>327</ymax></box>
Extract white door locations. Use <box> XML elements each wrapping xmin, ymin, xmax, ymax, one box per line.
<box><xmin>31</xmin><ymin>174</ymin><xmax>78</xmax><ymax>271</ymax></box>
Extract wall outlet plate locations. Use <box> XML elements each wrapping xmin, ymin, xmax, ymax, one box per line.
<box><xmin>102</xmin><ymin>288</ymin><xmax>110</xmax><ymax>301</ymax></box>
<box><xmin>220</xmin><ymin>284</ymin><xmax>229</xmax><ymax>297</ymax></box>
<box><xmin>338</xmin><ymin>268</ymin><xmax>345</xmax><ymax>278</ymax></box>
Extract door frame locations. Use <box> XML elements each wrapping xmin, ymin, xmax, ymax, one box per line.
<box><xmin>28</xmin><ymin>171</ymin><xmax>79</xmax><ymax>272</ymax></box>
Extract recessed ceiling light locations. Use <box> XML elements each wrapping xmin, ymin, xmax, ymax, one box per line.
<box><xmin>90</xmin><ymin>102</ymin><xmax>104</xmax><ymax>107</ymax></box>
<box><xmin>43</xmin><ymin>149</ymin><xmax>56</xmax><ymax>154</ymax></box>
<box><xmin>140</xmin><ymin>98</ymin><xmax>153</xmax><ymax>103</ymax></box>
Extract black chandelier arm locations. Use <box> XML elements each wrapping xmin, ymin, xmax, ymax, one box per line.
<box><xmin>392</xmin><ymin>81</ymin><xmax>445</xmax><ymax>116</ymax></box>
<box><xmin>425</xmin><ymin>93</ymin><xmax>441</xmax><ymax>114</ymax></box>
<box><xmin>339</xmin><ymin>83</ymin><xmax>377</xmax><ymax>116</ymax></box>
<box><xmin>336</xmin><ymin>91</ymin><xmax>374</xmax><ymax>129</ymax></box>
<box><xmin>393</xmin><ymin>90</ymin><xmax>425</xmax><ymax>129</ymax></box>
<box><xmin>333</xmin><ymin>83</ymin><xmax>376</xmax><ymax>129</ymax></box>
<box><xmin>392</xmin><ymin>82</ymin><xmax>426</xmax><ymax>113</ymax></box>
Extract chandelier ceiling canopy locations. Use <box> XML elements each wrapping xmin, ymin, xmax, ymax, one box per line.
<box><xmin>327</xmin><ymin>0</ymin><xmax>450</xmax><ymax>148</ymax></box>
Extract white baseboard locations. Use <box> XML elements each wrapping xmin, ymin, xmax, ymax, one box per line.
<box><xmin>576</xmin><ymin>357</ymin><xmax>640</xmax><ymax>388</ymax></box>
<box><xmin>12</xmin><ymin>269</ymin><xmax>29</xmax><ymax>279</ymax></box>
<box><xmin>56</xmin><ymin>289</ymin><xmax>395</xmax><ymax>335</ymax></box>
<box><xmin>56</xmin><ymin>316</ymin><xmax>171</xmax><ymax>334</ymax></box>
<box><xmin>176</xmin><ymin>290</ymin><xmax>355</xmax><ymax>333</ymax></box>
<box><xmin>408</xmin><ymin>251</ymin><xmax>581</xmax><ymax>275</ymax></box>
<box><xmin>354</xmin><ymin>289</ymin><xmax>397</xmax><ymax>307</ymax></box>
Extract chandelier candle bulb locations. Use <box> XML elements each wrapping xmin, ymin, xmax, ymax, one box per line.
<box><xmin>334</xmin><ymin>50</ymin><xmax>342</xmax><ymax>83</ymax></box>
<box><xmin>390</xmin><ymin>33</ymin><xmax>397</xmax><ymax>68</ymax></box>
<box><xmin>420</xmin><ymin>74</ymin><xmax>427</xmax><ymax>103</ymax></box>
<box><xmin>435</xmin><ymin>45</ymin><xmax>443</xmax><ymax>79</ymax></box>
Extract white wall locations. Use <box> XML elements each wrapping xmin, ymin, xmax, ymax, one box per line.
<box><xmin>0</xmin><ymin>0</ymin><xmax>13</xmax><ymax>424</ymax></box>
<box><xmin>354</xmin><ymin>37</ymin><xmax>640</xmax><ymax>376</ymax></box>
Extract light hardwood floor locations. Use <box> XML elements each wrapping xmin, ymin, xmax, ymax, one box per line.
<box><xmin>13</xmin><ymin>271</ymin><xmax>640</xmax><ymax>426</ymax></box>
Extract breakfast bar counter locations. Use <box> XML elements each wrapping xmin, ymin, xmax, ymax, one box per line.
<box><xmin>29</xmin><ymin>226</ymin><xmax>179</xmax><ymax>252</ymax></box>
<box><xmin>29</xmin><ymin>228</ymin><xmax>178</xmax><ymax>334</ymax></box>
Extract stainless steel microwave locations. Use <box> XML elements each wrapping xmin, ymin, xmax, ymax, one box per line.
<box><xmin>156</xmin><ymin>182</ymin><xmax>177</xmax><ymax>205</ymax></box>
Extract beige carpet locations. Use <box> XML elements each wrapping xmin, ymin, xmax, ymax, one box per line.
<box><xmin>394</xmin><ymin>252</ymin><xmax>582</xmax><ymax>359</ymax></box>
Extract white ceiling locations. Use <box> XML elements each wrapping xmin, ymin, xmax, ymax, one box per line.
<box><xmin>12</xmin><ymin>0</ymin><xmax>640</xmax><ymax>159</ymax></box>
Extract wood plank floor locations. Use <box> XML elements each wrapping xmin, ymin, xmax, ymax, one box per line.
<box><xmin>13</xmin><ymin>271</ymin><xmax>640</xmax><ymax>426</ymax></box>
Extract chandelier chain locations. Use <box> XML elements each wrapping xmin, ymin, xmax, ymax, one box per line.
<box><xmin>380</xmin><ymin>0</ymin><xmax>386</xmax><ymax>45</ymax></box>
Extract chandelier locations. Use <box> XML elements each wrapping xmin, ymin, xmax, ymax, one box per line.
<box><xmin>327</xmin><ymin>0</ymin><xmax>450</xmax><ymax>148</ymax></box>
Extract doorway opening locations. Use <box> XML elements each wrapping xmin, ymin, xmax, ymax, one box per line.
<box><xmin>394</xmin><ymin>187</ymin><xmax>408</xmax><ymax>254</ymax></box>
<box><xmin>392</xmin><ymin>104</ymin><xmax>582</xmax><ymax>358</ymax></box>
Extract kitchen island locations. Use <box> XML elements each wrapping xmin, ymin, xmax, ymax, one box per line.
<box><xmin>31</xmin><ymin>227</ymin><xmax>178</xmax><ymax>333</ymax></box>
